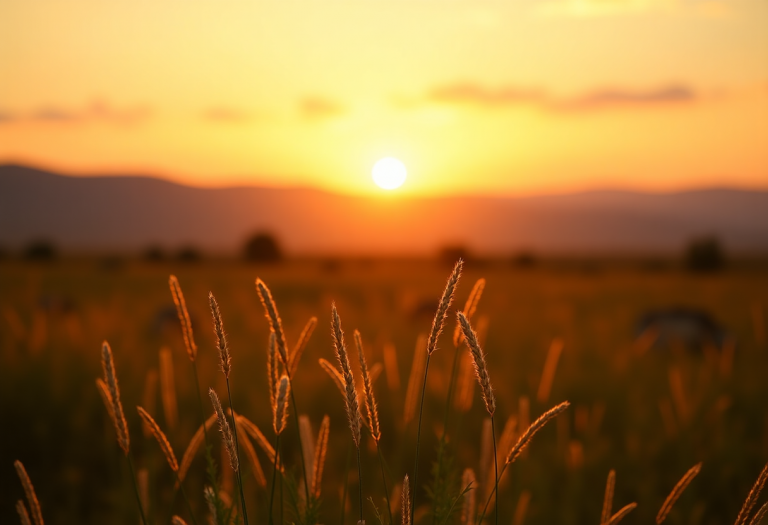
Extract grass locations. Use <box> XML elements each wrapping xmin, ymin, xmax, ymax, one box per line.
<box><xmin>2</xmin><ymin>257</ymin><xmax>768</xmax><ymax>524</ymax></box>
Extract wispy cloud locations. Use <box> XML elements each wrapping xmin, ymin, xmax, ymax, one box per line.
<box><xmin>423</xmin><ymin>82</ymin><xmax>698</xmax><ymax>112</ymax></box>
<box><xmin>300</xmin><ymin>96</ymin><xmax>345</xmax><ymax>120</ymax></box>
<box><xmin>0</xmin><ymin>100</ymin><xmax>151</xmax><ymax>125</ymax></box>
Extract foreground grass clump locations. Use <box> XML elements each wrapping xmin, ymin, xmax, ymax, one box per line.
<box><xmin>3</xmin><ymin>258</ymin><xmax>768</xmax><ymax>524</ymax></box>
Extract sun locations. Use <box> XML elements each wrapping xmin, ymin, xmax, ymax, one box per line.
<box><xmin>372</xmin><ymin>157</ymin><xmax>407</xmax><ymax>190</ymax></box>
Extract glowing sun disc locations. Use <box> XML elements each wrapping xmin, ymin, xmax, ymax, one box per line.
<box><xmin>372</xmin><ymin>157</ymin><xmax>407</xmax><ymax>190</ymax></box>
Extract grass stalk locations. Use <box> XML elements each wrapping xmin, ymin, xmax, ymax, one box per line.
<box><xmin>357</xmin><ymin>444</ymin><xmax>364</xmax><ymax>523</ymax></box>
<box><xmin>491</xmin><ymin>416</ymin><xmax>499</xmax><ymax>525</ymax></box>
<box><xmin>340</xmin><ymin>439</ymin><xmax>352</xmax><ymax>525</ymax></box>
<box><xmin>287</xmin><ymin>371</ymin><xmax>312</xmax><ymax>511</ymax></box>
<box><xmin>411</xmin><ymin>353</ymin><xmax>432</xmax><ymax>525</ymax></box>
<box><xmin>376</xmin><ymin>441</ymin><xmax>394</xmax><ymax>525</ymax></box>
<box><xmin>127</xmin><ymin>455</ymin><xmax>149</xmax><ymax>525</ymax></box>
<box><xmin>225</xmin><ymin>380</ymin><xmax>249</xmax><ymax>525</ymax></box>
<box><xmin>269</xmin><ymin>434</ymin><xmax>281</xmax><ymax>525</ymax></box>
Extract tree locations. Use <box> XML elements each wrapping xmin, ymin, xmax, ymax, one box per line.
<box><xmin>243</xmin><ymin>232</ymin><xmax>282</xmax><ymax>262</ymax></box>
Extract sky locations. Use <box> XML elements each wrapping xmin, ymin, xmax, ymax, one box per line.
<box><xmin>0</xmin><ymin>0</ymin><xmax>766</xmax><ymax>196</ymax></box>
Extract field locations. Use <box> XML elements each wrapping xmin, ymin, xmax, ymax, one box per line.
<box><xmin>2</xmin><ymin>258</ymin><xmax>768</xmax><ymax>525</ymax></box>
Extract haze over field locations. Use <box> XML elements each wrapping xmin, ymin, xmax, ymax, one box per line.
<box><xmin>2</xmin><ymin>164</ymin><xmax>767</xmax><ymax>255</ymax></box>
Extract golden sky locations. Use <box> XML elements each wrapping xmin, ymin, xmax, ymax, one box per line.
<box><xmin>1</xmin><ymin>0</ymin><xmax>766</xmax><ymax>196</ymax></box>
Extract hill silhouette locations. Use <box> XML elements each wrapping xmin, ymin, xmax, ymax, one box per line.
<box><xmin>1</xmin><ymin>164</ymin><xmax>767</xmax><ymax>255</ymax></box>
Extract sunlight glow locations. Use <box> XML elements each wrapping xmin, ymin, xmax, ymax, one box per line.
<box><xmin>372</xmin><ymin>157</ymin><xmax>407</xmax><ymax>190</ymax></box>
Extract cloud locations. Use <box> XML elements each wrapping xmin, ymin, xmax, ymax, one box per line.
<box><xmin>202</xmin><ymin>107</ymin><xmax>254</xmax><ymax>123</ymax></box>
<box><xmin>428</xmin><ymin>83</ymin><xmax>547</xmax><ymax>107</ymax></box>
<box><xmin>300</xmin><ymin>97</ymin><xmax>345</xmax><ymax>120</ymax></box>
<box><xmin>423</xmin><ymin>82</ymin><xmax>697</xmax><ymax>112</ymax></box>
<box><xmin>558</xmin><ymin>85</ymin><xmax>697</xmax><ymax>110</ymax></box>
<box><xmin>0</xmin><ymin>100</ymin><xmax>151</xmax><ymax>125</ymax></box>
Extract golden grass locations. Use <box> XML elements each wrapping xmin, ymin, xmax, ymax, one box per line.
<box><xmin>273</xmin><ymin>375</ymin><xmax>291</xmax><ymax>435</ymax></box>
<box><xmin>355</xmin><ymin>329</ymin><xmax>381</xmax><ymax>441</ymax></box>
<box><xmin>100</xmin><ymin>341</ymin><xmax>129</xmax><ymax>456</ymax></box>
<box><xmin>656</xmin><ymin>462</ymin><xmax>702</xmax><ymax>524</ymax></box>
<box><xmin>14</xmin><ymin>460</ymin><xmax>43</xmax><ymax>525</ymax></box>
<box><xmin>209</xmin><ymin>387</ymin><xmax>238</xmax><ymax>472</ymax></box>
<box><xmin>177</xmin><ymin>412</ymin><xmax>217</xmax><ymax>485</ymax></box>
<box><xmin>311</xmin><ymin>415</ymin><xmax>330</xmax><ymax>498</ymax></box>
<box><xmin>208</xmin><ymin>293</ymin><xmax>231</xmax><ymax>378</ymax></box>
<box><xmin>601</xmin><ymin>470</ymin><xmax>616</xmax><ymax>525</ymax></box>
<box><xmin>169</xmin><ymin>275</ymin><xmax>197</xmax><ymax>361</ymax></box>
<box><xmin>735</xmin><ymin>462</ymin><xmax>768</xmax><ymax>525</ymax></box>
<box><xmin>331</xmin><ymin>303</ymin><xmax>361</xmax><ymax>447</ymax></box>
<box><xmin>401</xmin><ymin>474</ymin><xmax>411</xmax><ymax>525</ymax></box>
<box><xmin>458</xmin><ymin>311</ymin><xmax>495</xmax><ymax>416</ymax></box>
<box><xmin>137</xmin><ymin>406</ymin><xmax>179</xmax><ymax>472</ymax></box>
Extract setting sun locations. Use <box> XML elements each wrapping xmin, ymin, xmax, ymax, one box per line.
<box><xmin>372</xmin><ymin>157</ymin><xmax>407</xmax><ymax>190</ymax></box>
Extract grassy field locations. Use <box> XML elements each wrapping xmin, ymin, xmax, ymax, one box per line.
<box><xmin>2</xmin><ymin>258</ymin><xmax>768</xmax><ymax>525</ymax></box>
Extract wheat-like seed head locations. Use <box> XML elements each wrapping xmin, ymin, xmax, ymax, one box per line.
<box><xmin>601</xmin><ymin>470</ymin><xmax>616</xmax><ymax>525</ymax></box>
<box><xmin>735</xmin><ymin>462</ymin><xmax>768</xmax><ymax>525</ymax></box>
<box><xmin>169</xmin><ymin>275</ymin><xmax>197</xmax><ymax>361</ymax></box>
<box><xmin>460</xmin><ymin>468</ymin><xmax>476</xmax><ymax>525</ymax></box>
<box><xmin>14</xmin><ymin>461</ymin><xmax>44</xmax><ymax>525</ymax></box>
<box><xmin>656</xmin><ymin>462</ymin><xmax>702</xmax><ymax>524</ymax></box>
<box><xmin>171</xmin><ymin>516</ymin><xmax>189</xmax><ymax>525</ymax></box>
<box><xmin>457</xmin><ymin>312</ymin><xmax>495</xmax><ymax>416</ymax></box>
<box><xmin>159</xmin><ymin>347</ymin><xmax>178</xmax><ymax>430</ymax></box>
<box><xmin>749</xmin><ymin>502</ymin><xmax>768</xmax><ymax>525</ymax></box>
<box><xmin>274</xmin><ymin>375</ymin><xmax>291</xmax><ymax>435</ymax></box>
<box><xmin>268</xmin><ymin>332</ymin><xmax>279</xmax><ymax>413</ymax></box>
<box><xmin>299</xmin><ymin>415</ymin><xmax>316</xmax><ymax>487</ymax></box>
<box><xmin>204</xmin><ymin>486</ymin><xmax>218</xmax><ymax>524</ymax></box>
<box><xmin>609</xmin><ymin>503</ymin><xmax>637</xmax><ymax>525</ymax></box>
<box><xmin>355</xmin><ymin>330</ymin><xmax>381</xmax><ymax>441</ymax></box>
<box><xmin>16</xmin><ymin>500</ymin><xmax>32</xmax><ymax>525</ymax></box>
<box><xmin>331</xmin><ymin>304</ymin><xmax>361</xmax><ymax>447</ymax></box>
<box><xmin>453</xmin><ymin>278</ymin><xmax>486</xmax><ymax>348</ymax></box>
<box><xmin>238</xmin><ymin>424</ymin><xmax>267</xmax><ymax>488</ymax></box>
<box><xmin>255</xmin><ymin>278</ymin><xmax>289</xmax><ymax>366</ymax></box>
<box><xmin>311</xmin><ymin>415</ymin><xmax>330</xmax><ymax>498</ymax></box>
<box><xmin>101</xmin><ymin>341</ymin><xmax>130</xmax><ymax>456</ymax></box>
<box><xmin>136</xmin><ymin>406</ymin><xmax>179</xmax><ymax>472</ymax></box>
<box><xmin>237</xmin><ymin>414</ymin><xmax>283</xmax><ymax>471</ymax></box>
<box><xmin>402</xmin><ymin>474</ymin><xmax>411</xmax><ymax>525</ymax></box>
<box><xmin>208</xmin><ymin>293</ymin><xmax>231</xmax><ymax>378</ymax></box>
<box><xmin>209</xmin><ymin>388</ymin><xmax>238</xmax><ymax>472</ymax></box>
<box><xmin>177</xmin><ymin>412</ymin><xmax>218</xmax><ymax>487</ymax></box>
<box><xmin>506</xmin><ymin>401</ymin><xmax>571</xmax><ymax>465</ymax></box>
<box><xmin>290</xmin><ymin>316</ymin><xmax>318</xmax><ymax>375</ymax></box>
<box><xmin>95</xmin><ymin>377</ymin><xmax>118</xmax><ymax>429</ymax></box>
<box><xmin>427</xmin><ymin>260</ymin><xmax>463</xmax><ymax>356</ymax></box>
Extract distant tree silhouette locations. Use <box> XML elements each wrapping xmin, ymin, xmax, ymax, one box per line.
<box><xmin>176</xmin><ymin>246</ymin><xmax>202</xmax><ymax>262</ymax></box>
<box><xmin>243</xmin><ymin>232</ymin><xmax>282</xmax><ymax>262</ymax></box>
<box><xmin>685</xmin><ymin>236</ymin><xmax>725</xmax><ymax>272</ymax></box>
<box><xmin>23</xmin><ymin>240</ymin><xmax>57</xmax><ymax>261</ymax></box>
<box><xmin>511</xmin><ymin>251</ymin><xmax>537</xmax><ymax>268</ymax></box>
<box><xmin>142</xmin><ymin>245</ymin><xmax>165</xmax><ymax>262</ymax></box>
<box><xmin>438</xmin><ymin>245</ymin><xmax>471</xmax><ymax>265</ymax></box>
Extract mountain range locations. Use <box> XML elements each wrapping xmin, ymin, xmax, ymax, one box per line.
<box><xmin>1</xmin><ymin>164</ymin><xmax>767</xmax><ymax>255</ymax></box>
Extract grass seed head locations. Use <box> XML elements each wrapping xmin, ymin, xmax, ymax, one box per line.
<box><xmin>656</xmin><ymin>462</ymin><xmax>702</xmax><ymax>524</ymax></box>
<box><xmin>402</xmin><ymin>474</ymin><xmax>411</xmax><ymax>525</ymax></box>
<box><xmin>355</xmin><ymin>329</ymin><xmax>381</xmax><ymax>441</ymax></box>
<box><xmin>209</xmin><ymin>388</ymin><xmax>238</xmax><ymax>472</ymax></box>
<box><xmin>274</xmin><ymin>374</ymin><xmax>291</xmax><ymax>435</ymax></box>
<box><xmin>16</xmin><ymin>500</ymin><xmax>32</xmax><ymax>525</ymax></box>
<box><xmin>256</xmin><ymin>278</ymin><xmax>289</xmax><ymax>366</ymax></box>
<box><xmin>427</xmin><ymin>259</ymin><xmax>463</xmax><ymax>356</ymax></box>
<box><xmin>101</xmin><ymin>341</ymin><xmax>130</xmax><ymax>455</ymax></box>
<box><xmin>208</xmin><ymin>292</ymin><xmax>231</xmax><ymax>378</ymax></box>
<box><xmin>331</xmin><ymin>303</ymin><xmax>361</xmax><ymax>447</ymax></box>
<box><xmin>169</xmin><ymin>275</ymin><xmax>197</xmax><ymax>361</ymax></box>
<box><xmin>14</xmin><ymin>461</ymin><xmax>44</xmax><ymax>525</ymax></box>
<box><xmin>457</xmin><ymin>312</ymin><xmax>495</xmax><ymax>416</ymax></box>
<box><xmin>506</xmin><ymin>401</ymin><xmax>571</xmax><ymax>464</ymax></box>
<box><xmin>136</xmin><ymin>406</ymin><xmax>179</xmax><ymax>472</ymax></box>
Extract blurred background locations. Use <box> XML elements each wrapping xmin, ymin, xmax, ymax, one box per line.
<box><xmin>1</xmin><ymin>0</ymin><xmax>767</xmax><ymax>524</ymax></box>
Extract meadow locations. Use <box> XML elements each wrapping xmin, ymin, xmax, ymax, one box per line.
<box><xmin>2</xmin><ymin>257</ymin><xmax>768</xmax><ymax>525</ymax></box>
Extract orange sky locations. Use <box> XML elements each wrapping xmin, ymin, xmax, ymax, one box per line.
<box><xmin>1</xmin><ymin>0</ymin><xmax>766</xmax><ymax>196</ymax></box>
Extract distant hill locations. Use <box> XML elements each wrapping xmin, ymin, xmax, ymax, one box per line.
<box><xmin>1</xmin><ymin>164</ymin><xmax>767</xmax><ymax>255</ymax></box>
